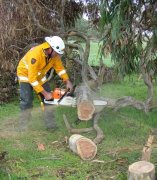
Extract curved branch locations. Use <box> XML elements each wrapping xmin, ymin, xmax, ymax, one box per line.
<box><xmin>65</xmin><ymin>31</ymin><xmax>90</xmax><ymax>61</ymax></box>
<box><xmin>63</xmin><ymin>114</ymin><xmax>93</xmax><ymax>133</ymax></box>
<box><xmin>139</xmin><ymin>42</ymin><xmax>154</xmax><ymax>112</ymax></box>
<box><xmin>26</xmin><ymin>0</ymin><xmax>54</xmax><ymax>35</ymax></box>
<box><xmin>100</xmin><ymin>96</ymin><xmax>148</xmax><ymax>113</ymax></box>
<box><xmin>65</xmin><ymin>42</ymin><xmax>97</xmax><ymax>80</ymax></box>
<box><xmin>68</xmin><ymin>32</ymin><xmax>89</xmax><ymax>83</ymax></box>
<box><xmin>93</xmin><ymin>113</ymin><xmax>105</xmax><ymax>144</ymax></box>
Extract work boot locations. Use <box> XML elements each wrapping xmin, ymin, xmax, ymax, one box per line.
<box><xmin>18</xmin><ymin>109</ymin><xmax>32</xmax><ymax>131</ymax></box>
<box><xmin>43</xmin><ymin>106</ymin><xmax>57</xmax><ymax>131</ymax></box>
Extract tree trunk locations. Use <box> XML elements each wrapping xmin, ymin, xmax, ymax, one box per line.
<box><xmin>140</xmin><ymin>50</ymin><xmax>154</xmax><ymax>112</ymax></box>
<box><xmin>76</xmin><ymin>84</ymin><xmax>95</xmax><ymax>121</ymax></box>
<box><xmin>128</xmin><ymin>161</ymin><xmax>155</xmax><ymax>180</ymax></box>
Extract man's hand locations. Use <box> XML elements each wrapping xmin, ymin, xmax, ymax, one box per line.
<box><xmin>41</xmin><ymin>90</ymin><xmax>52</xmax><ymax>100</ymax></box>
<box><xmin>65</xmin><ymin>79</ymin><xmax>73</xmax><ymax>92</ymax></box>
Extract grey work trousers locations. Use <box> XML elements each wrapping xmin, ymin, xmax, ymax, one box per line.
<box><xmin>19</xmin><ymin>82</ymin><xmax>56</xmax><ymax>130</ymax></box>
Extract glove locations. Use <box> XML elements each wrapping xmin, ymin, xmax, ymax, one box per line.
<box><xmin>65</xmin><ymin>80</ymin><xmax>73</xmax><ymax>92</ymax></box>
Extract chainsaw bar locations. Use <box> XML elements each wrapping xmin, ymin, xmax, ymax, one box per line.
<box><xmin>44</xmin><ymin>97</ymin><xmax>107</xmax><ymax>107</ymax></box>
<box><xmin>44</xmin><ymin>96</ymin><xmax>76</xmax><ymax>106</ymax></box>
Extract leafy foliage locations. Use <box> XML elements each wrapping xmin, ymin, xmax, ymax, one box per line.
<box><xmin>99</xmin><ymin>0</ymin><xmax>157</xmax><ymax>75</ymax></box>
<box><xmin>75</xmin><ymin>18</ymin><xmax>100</xmax><ymax>38</ymax></box>
<box><xmin>0</xmin><ymin>0</ymin><xmax>83</xmax><ymax>103</ymax></box>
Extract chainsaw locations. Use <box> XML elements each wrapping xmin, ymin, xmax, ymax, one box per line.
<box><xmin>44</xmin><ymin>87</ymin><xmax>108</xmax><ymax>107</ymax></box>
<box><xmin>44</xmin><ymin>88</ymin><xmax>76</xmax><ymax>106</ymax></box>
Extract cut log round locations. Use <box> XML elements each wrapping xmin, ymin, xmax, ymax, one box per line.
<box><xmin>76</xmin><ymin>84</ymin><xmax>95</xmax><ymax>121</ymax></box>
<box><xmin>69</xmin><ymin>134</ymin><xmax>97</xmax><ymax>160</ymax></box>
<box><xmin>77</xmin><ymin>100</ymin><xmax>95</xmax><ymax>120</ymax></box>
<box><xmin>128</xmin><ymin>161</ymin><xmax>155</xmax><ymax>180</ymax></box>
<box><xmin>77</xmin><ymin>138</ymin><xmax>97</xmax><ymax>160</ymax></box>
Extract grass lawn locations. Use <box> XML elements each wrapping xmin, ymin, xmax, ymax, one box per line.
<box><xmin>1</xmin><ymin>42</ymin><xmax>157</xmax><ymax>179</ymax></box>
<box><xmin>88</xmin><ymin>41</ymin><xmax>114</xmax><ymax>67</ymax></box>
<box><xmin>1</xmin><ymin>75</ymin><xmax>157</xmax><ymax>179</ymax></box>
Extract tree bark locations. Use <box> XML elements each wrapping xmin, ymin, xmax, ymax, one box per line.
<box><xmin>141</xmin><ymin>62</ymin><xmax>153</xmax><ymax>112</ymax></box>
<box><xmin>142</xmin><ymin>135</ymin><xmax>154</xmax><ymax>162</ymax></box>
<box><xmin>140</xmin><ymin>45</ymin><xmax>154</xmax><ymax>112</ymax></box>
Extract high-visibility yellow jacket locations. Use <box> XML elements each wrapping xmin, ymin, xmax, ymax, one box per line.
<box><xmin>17</xmin><ymin>42</ymin><xmax>69</xmax><ymax>93</ymax></box>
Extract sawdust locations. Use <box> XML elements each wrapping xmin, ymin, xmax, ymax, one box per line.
<box><xmin>0</xmin><ymin>131</ymin><xmax>19</xmax><ymax>139</ymax></box>
<box><xmin>0</xmin><ymin>117</ymin><xmax>19</xmax><ymax>138</ymax></box>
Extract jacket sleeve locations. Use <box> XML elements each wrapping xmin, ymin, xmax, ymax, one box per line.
<box><xmin>27</xmin><ymin>56</ymin><xmax>44</xmax><ymax>93</ymax></box>
<box><xmin>53</xmin><ymin>57</ymin><xmax>69</xmax><ymax>81</ymax></box>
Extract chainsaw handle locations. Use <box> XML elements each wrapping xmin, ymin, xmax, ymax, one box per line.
<box><xmin>57</xmin><ymin>88</ymin><xmax>70</xmax><ymax>103</ymax></box>
<box><xmin>67</xmin><ymin>85</ymin><xmax>76</xmax><ymax>97</ymax></box>
<box><xmin>45</xmin><ymin>98</ymin><xmax>54</xmax><ymax>101</ymax></box>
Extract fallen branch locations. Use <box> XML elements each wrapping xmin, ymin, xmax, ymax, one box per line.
<box><xmin>91</xmin><ymin>159</ymin><xmax>117</xmax><ymax>164</ymax></box>
<box><xmin>63</xmin><ymin>113</ymin><xmax>104</xmax><ymax>145</ymax></box>
<box><xmin>63</xmin><ymin>114</ymin><xmax>93</xmax><ymax>133</ymax></box>
<box><xmin>91</xmin><ymin>159</ymin><xmax>105</xmax><ymax>163</ymax></box>
<box><xmin>93</xmin><ymin>113</ymin><xmax>105</xmax><ymax>144</ymax></box>
<box><xmin>34</xmin><ymin>156</ymin><xmax>61</xmax><ymax>160</ymax></box>
<box><xmin>142</xmin><ymin>133</ymin><xmax>154</xmax><ymax>161</ymax></box>
<box><xmin>99</xmin><ymin>96</ymin><xmax>148</xmax><ymax>113</ymax></box>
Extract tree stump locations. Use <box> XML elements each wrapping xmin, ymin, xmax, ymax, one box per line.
<box><xmin>128</xmin><ymin>161</ymin><xmax>155</xmax><ymax>180</ymax></box>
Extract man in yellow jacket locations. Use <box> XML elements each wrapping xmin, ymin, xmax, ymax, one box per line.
<box><xmin>17</xmin><ymin>36</ymin><xmax>73</xmax><ymax>131</ymax></box>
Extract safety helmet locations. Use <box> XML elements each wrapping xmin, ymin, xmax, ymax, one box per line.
<box><xmin>45</xmin><ymin>36</ymin><xmax>65</xmax><ymax>54</ymax></box>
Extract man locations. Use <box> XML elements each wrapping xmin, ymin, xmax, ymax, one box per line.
<box><xmin>17</xmin><ymin>36</ymin><xmax>73</xmax><ymax>131</ymax></box>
